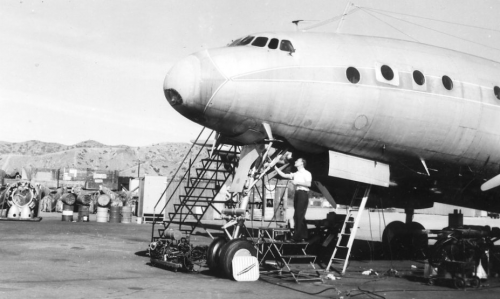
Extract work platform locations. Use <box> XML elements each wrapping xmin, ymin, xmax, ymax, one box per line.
<box><xmin>253</xmin><ymin>226</ymin><xmax>322</xmax><ymax>283</ymax></box>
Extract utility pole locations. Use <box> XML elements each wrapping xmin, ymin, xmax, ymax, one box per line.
<box><xmin>135</xmin><ymin>160</ymin><xmax>143</xmax><ymax>179</ymax></box>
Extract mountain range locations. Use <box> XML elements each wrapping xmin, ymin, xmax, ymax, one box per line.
<box><xmin>0</xmin><ymin>140</ymin><xmax>204</xmax><ymax>180</ymax></box>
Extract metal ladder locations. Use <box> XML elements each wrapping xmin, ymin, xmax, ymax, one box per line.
<box><xmin>326</xmin><ymin>183</ymin><xmax>372</xmax><ymax>274</ymax></box>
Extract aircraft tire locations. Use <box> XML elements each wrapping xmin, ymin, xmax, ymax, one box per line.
<box><xmin>382</xmin><ymin>221</ymin><xmax>428</xmax><ymax>260</ymax></box>
<box><xmin>219</xmin><ymin>239</ymin><xmax>257</xmax><ymax>279</ymax></box>
<box><xmin>382</xmin><ymin>221</ymin><xmax>406</xmax><ymax>259</ymax></box>
<box><xmin>207</xmin><ymin>236</ymin><xmax>227</xmax><ymax>272</ymax></box>
<box><xmin>407</xmin><ymin>222</ymin><xmax>428</xmax><ymax>259</ymax></box>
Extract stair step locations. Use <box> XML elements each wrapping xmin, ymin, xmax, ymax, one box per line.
<box><xmin>190</xmin><ymin>177</ymin><xmax>226</xmax><ymax>183</ymax></box>
<box><xmin>164</xmin><ymin>220</ymin><xmax>199</xmax><ymax>225</ymax></box>
<box><xmin>184</xmin><ymin>186</ymin><xmax>218</xmax><ymax>190</ymax></box>
<box><xmin>168</xmin><ymin>214</ymin><xmax>201</xmax><ymax>221</ymax></box>
<box><xmin>212</xmin><ymin>149</ymin><xmax>239</xmax><ymax>155</ymax></box>
<box><xmin>174</xmin><ymin>203</ymin><xmax>209</xmax><ymax>209</ymax></box>
<box><xmin>202</xmin><ymin>158</ymin><xmax>237</xmax><ymax>163</ymax></box>
<box><xmin>196</xmin><ymin>168</ymin><xmax>231</xmax><ymax>173</ymax></box>
<box><xmin>182</xmin><ymin>199</ymin><xmax>227</xmax><ymax>204</ymax></box>
<box><xmin>180</xmin><ymin>195</ymin><xmax>215</xmax><ymax>200</ymax></box>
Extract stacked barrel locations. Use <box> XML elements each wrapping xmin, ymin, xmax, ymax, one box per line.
<box><xmin>96</xmin><ymin>194</ymin><xmax>110</xmax><ymax>223</ymax></box>
<box><xmin>61</xmin><ymin>193</ymin><xmax>76</xmax><ymax>221</ymax></box>
<box><xmin>37</xmin><ymin>184</ymin><xmax>136</xmax><ymax>224</ymax></box>
<box><xmin>94</xmin><ymin>186</ymin><xmax>135</xmax><ymax>224</ymax></box>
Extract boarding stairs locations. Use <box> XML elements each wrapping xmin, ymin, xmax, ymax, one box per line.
<box><xmin>151</xmin><ymin>129</ymin><xmax>240</xmax><ymax>241</ymax></box>
<box><xmin>326</xmin><ymin>183</ymin><xmax>371</xmax><ymax>274</ymax></box>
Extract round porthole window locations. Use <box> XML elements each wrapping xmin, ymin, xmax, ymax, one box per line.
<box><xmin>442</xmin><ymin>75</ymin><xmax>453</xmax><ymax>90</ymax></box>
<box><xmin>494</xmin><ymin>86</ymin><xmax>500</xmax><ymax>100</ymax></box>
<box><xmin>413</xmin><ymin>70</ymin><xmax>425</xmax><ymax>86</ymax></box>
<box><xmin>381</xmin><ymin>65</ymin><xmax>394</xmax><ymax>81</ymax></box>
<box><xmin>346</xmin><ymin>67</ymin><xmax>360</xmax><ymax>84</ymax></box>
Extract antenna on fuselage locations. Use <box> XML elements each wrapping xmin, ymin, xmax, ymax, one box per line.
<box><xmin>292</xmin><ymin>20</ymin><xmax>319</xmax><ymax>31</ymax></box>
<box><xmin>336</xmin><ymin>1</ymin><xmax>354</xmax><ymax>33</ymax></box>
<box><xmin>300</xmin><ymin>2</ymin><xmax>360</xmax><ymax>32</ymax></box>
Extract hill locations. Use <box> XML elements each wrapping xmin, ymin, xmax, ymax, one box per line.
<box><xmin>0</xmin><ymin>140</ymin><xmax>206</xmax><ymax>180</ymax></box>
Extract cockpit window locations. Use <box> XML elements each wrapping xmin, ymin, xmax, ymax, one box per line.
<box><xmin>268</xmin><ymin>38</ymin><xmax>279</xmax><ymax>50</ymax></box>
<box><xmin>239</xmin><ymin>36</ymin><xmax>254</xmax><ymax>46</ymax></box>
<box><xmin>228</xmin><ymin>38</ymin><xmax>242</xmax><ymax>47</ymax></box>
<box><xmin>280</xmin><ymin>40</ymin><xmax>295</xmax><ymax>53</ymax></box>
<box><xmin>228</xmin><ymin>36</ymin><xmax>254</xmax><ymax>47</ymax></box>
<box><xmin>228</xmin><ymin>35</ymin><xmax>295</xmax><ymax>53</ymax></box>
<box><xmin>252</xmin><ymin>37</ymin><xmax>268</xmax><ymax>47</ymax></box>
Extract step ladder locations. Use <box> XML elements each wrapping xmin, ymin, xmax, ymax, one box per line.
<box><xmin>256</xmin><ymin>227</ymin><xmax>322</xmax><ymax>283</ymax></box>
<box><xmin>326</xmin><ymin>183</ymin><xmax>372</xmax><ymax>274</ymax></box>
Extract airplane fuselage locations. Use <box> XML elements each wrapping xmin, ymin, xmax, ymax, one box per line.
<box><xmin>164</xmin><ymin>31</ymin><xmax>500</xmax><ymax>210</ymax></box>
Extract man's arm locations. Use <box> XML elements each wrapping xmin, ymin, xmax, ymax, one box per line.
<box><xmin>274</xmin><ymin>166</ymin><xmax>294</xmax><ymax>180</ymax></box>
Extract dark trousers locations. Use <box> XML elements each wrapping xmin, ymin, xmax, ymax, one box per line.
<box><xmin>293</xmin><ymin>190</ymin><xmax>309</xmax><ymax>240</ymax></box>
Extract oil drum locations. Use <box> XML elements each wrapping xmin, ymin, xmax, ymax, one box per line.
<box><xmin>78</xmin><ymin>205</ymin><xmax>90</xmax><ymax>222</ymax></box>
<box><xmin>62</xmin><ymin>204</ymin><xmax>73</xmax><ymax>222</ymax></box>
<box><xmin>109</xmin><ymin>206</ymin><xmax>121</xmax><ymax>223</ymax></box>
<box><xmin>96</xmin><ymin>207</ymin><xmax>108</xmax><ymax>223</ymax></box>
<box><xmin>121</xmin><ymin>206</ymin><xmax>132</xmax><ymax>224</ymax></box>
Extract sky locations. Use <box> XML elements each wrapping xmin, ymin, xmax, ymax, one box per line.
<box><xmin>1</xmin><ymin>0</ymin><xmax>499</xmax><ymax>146</ymax></box>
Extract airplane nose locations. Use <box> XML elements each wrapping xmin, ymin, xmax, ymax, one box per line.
<box><xmin>163</xmin><ymin>55</ymin><xmax>201</xmax><ymax>112</ymax></box>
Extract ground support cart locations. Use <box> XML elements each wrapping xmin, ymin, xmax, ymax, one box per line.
<box><xmin>428</xmin><ymin>260</ymin><xmax>480</xmax><ymax>289</ymax></box>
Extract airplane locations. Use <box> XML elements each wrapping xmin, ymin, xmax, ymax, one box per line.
<box><xmin>162</xmin><ymin>30</ymin><xmax>500</xmax><ymax>275</ymax></box>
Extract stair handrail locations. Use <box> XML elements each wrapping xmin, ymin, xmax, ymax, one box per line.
<box><xmin>172</xmin><ymin>144</ymin><xmax>239</xmax><ymax>230</ymax></box>
<box><xmin>156</xmin><ymin>129</ymin><xmax>215</xmax><ymax>216</ymax></box>
<box><xmin>152</xmin><ymin>127</ymin><xmax>212</xmax><ymax>212</ymax></box>
<box><xmin>150</xmin><ymin>127</ymin><xmax>213</xmax><ymax>240</ymax></box>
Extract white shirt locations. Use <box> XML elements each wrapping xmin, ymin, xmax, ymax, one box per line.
<box><xmin>292</xmin><ymin>168</ymin><xmax>312</xmax><ymax>191</ymax></box>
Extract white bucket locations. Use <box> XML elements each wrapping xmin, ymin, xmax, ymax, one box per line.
<box><xmin>137</xmin><ymin>217</ymin><xmax>143</xmax><ymax>224</ymax></box>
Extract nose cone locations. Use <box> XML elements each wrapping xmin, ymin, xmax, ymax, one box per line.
<box><xmin>163</xmin><ymin>55</ymin><xmax>202</xmax><ymax>120</ymax></box>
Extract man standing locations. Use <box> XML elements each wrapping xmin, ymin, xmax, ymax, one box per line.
<box><xmin>275</xmin><ymin>158</ymin><xmax>312</xmax><ymax>242</ymax></box>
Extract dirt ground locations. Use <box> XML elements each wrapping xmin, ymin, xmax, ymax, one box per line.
<box><xmin>1</xmin><ymin>212</ymin><xmax>499</xmax><ymax>299</ymax></box>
